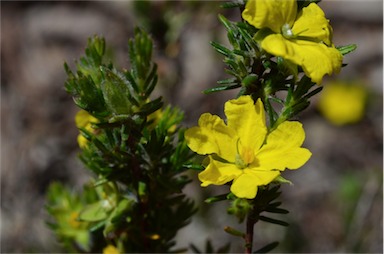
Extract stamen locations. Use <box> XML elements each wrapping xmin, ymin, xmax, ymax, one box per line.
<box><xmin>234</xmin><ymin>145</ymin><xmax>255</xmax><ymax>169</ymax></box>
<box><xmin>242</xmin><ymin>148</ymin><xmax>255</xmax><ymax>165</ymax></box>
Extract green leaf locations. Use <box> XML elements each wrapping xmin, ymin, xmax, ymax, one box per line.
<box><xmin>254</xmin><ymin>28</ymin><xmax>273</xmax><ymax>43</ymax></box>
<box><xmin>139</xmin><ymin>97</ymin><xmax>163</xmax><ymax>116</ymax></box>
<box><xmin>254</xmin><ymin>241</ymin><xmax>279</xmax><ymax>253</ymax></box>
<box><xmin>236</xmin><ymin>23</ymin><xmax>259</xmax><ymax>51</ymax></box>
<box><xmin>65</xmin><ymin>72</ymin><xmax>107</xmax><ymax>116</ymax></box>
<box><xmin>203</xmin><ymin>84</ymin><xmax>241</xmax><ymax>94</ymax></box>
<box><xmin>264</xmin><ymin>207</ymin><xmax>289</xmax><ymax>214</ymax></box>
<box><xmin>273</xmin><ymin>175</ymin><xmax>293</xmax><ymax>185</ymax></box>
<box><xmin>217</xmin><ymin>78</ymin><xmax>237</xmax><ymax>85</ymax></box>
<box><xmin>204</xmin><ymin>193</ymin><xmax>230</xmax><ymax>204</ymax></box>
<box><xmin>277</xmin><ymin>57</ymin><xmax>298</xmax><ymax>79</ymax></box>
<box><xmin>89</xmin><ymin>220</ymin><xmax>106</xmax><ymax>232</ymax></box>
<box><xmin>241</xmin><ymin>74</ymin><xmax>258</xmax><ymax>87</ymax></box>
<box><xmin>128</xmin><ymin>27</ymin><xmax>153</xmax><ymax>82</ymax></box>
<box><xmin>218</xmin><ymin>15</ymin><xmax>233</xmax><ymax>36</ymax></box>
<box><xmin>224</xmin><ymin>226</ymin><xmax>245</xmax><ymax>237</ymax></box>
<box><xmin>73</xmin><ymin>231</ymin><xmax>92</xmax><ymax>252</ymax></box>
<box><xmin>85</xmin><ymin>36</ymin><xmax>105</xmax><ymax>67</ymax></box>
<box><xmin>337</xmin><ymin>44</ymin><xmax>357</xmax><ymax>56</ymax></box>
<box><xmin>210</xmin><ymin>41</ymin><xmax>232</xmax><ymax>57</ymax></box>
<box><xmin>100</xmin><ymin>68</ymin><xmax>133</xmax><ymax>115</ymax></box>
<box><xmin>144</xmin><ymin>64</ymin><xmax>158</xmax><ymax>98</ymax></box>
<box><xmin>79</xmin><ymin>202</ymin><xmax>109</xmax><ymax>222</ymax></box>
<box><xmin>268</xmin><ymin>201</ymin><xmax>282</xmax><ymax>207</ymax></box>
<box><xmin>303</xmin><ymin>86</ymin><xmax>323</xmax><ymax>100</ymax></box>
<box><xmin>259</xmin><ymin>216</ymin><xmax>289</xmax><ymax>226</ymax></box>
<box><xmin>103</xmin><ymin>198</ymin><xmax>135</xmax><ymax>237</ymax></box>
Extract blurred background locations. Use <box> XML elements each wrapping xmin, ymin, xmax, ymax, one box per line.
<box><xmin>1</xmin><ymin>1</ymin><xmax>382</xmax><ymax>253</ymax></box>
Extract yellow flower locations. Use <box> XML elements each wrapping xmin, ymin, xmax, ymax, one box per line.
<box><xmin>317</xmin><ymin>81</ymin><xmax>367</xmax><ymax>125</ymax></box>
<box><xmin>242</xmin><ymin>0</ymin><xmax>343</xmax><ymax>84</ymax></box>
<box><xmin>75</xmin><ymin>110</ymin><xmax>99</xmax><ymax>148</ymax></box>
<box><xmin>185</xmin><ymin>96</ymin><xmax>311</xmax><ymax>199</ymax></box>
<box><xmin>103</xmin><ymin>245</ymin><xmax>120</xmax><ymax>254</ymax></box>
<box><xmin>68</xmin><ymin>211</ymin><xmax>81</xmax><ymax>228</ymax></box>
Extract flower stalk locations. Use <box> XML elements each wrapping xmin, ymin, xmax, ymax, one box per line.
<box><xmin>245</xmin><ymin>211</ymin><xmax>257</xmax><ymax>253</ymax></box>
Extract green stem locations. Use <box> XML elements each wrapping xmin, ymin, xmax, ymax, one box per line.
<box><xmin>271</xmin><ymin>113</ymin><xmax>288</xmax><ymax>131</ymax></box>
<box><xmin>264</xmin><ymin>98</ymin><xmax>276</xmax><ymax>127</ymax></box>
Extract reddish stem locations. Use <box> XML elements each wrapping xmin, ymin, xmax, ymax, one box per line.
<box><xmin>245</xmin><ymin>214</ymin><xmax>256</xmax><ymax>253</ymax></box>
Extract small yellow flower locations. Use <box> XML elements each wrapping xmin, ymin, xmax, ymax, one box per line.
<box><xmin>75</xmin><ymin>110</ymin><xmax>99</xmax><ymax>148</ymax></box>
<box><xmin>242</xmin><ymin>0</ymin><xmax>343</xmax><ymax>84</ymax></box>
<box><xmin>68</xmin><ymin>211</ymin><xmax>81</xmax><ymax>228</ymax></box>
<box><xmin>103</xmin><ymin>245</ymin><xmax>120</xmax><ymax>254</ymax></box>
<box><xmin>317</xmin><ymin>81</ymin><xmax>367</xmax><ymax>125</ymax></box>
<box><xmin>185</xmin><ymin>96</ymin><xmax>311</xmax><ymax>199</ymax></box>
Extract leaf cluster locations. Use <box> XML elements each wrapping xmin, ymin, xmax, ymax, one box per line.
<box><xmin>45</xmin><ymin>182</ymin><xmax>102</xmax><ymax>252</ymax></box>
<box><xmin>47</xmin><ymin>28</ymin><xmax>196</xmax><ymax>253</ymax></box>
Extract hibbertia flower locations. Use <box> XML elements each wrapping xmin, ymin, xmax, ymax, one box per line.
<box><xmin>242</xmin><ymin>0</ymin><xmax>343</xmax><ymax>84</ymax></box>
<box><xmin>185</xmin><ymin>96</ymin><xmax>311</xmax><ymax>199</ymax></box>
<box><xmin>75</xmin><ymin>109</ymin><xmax>99</xmax><ymax>148</ymax></box>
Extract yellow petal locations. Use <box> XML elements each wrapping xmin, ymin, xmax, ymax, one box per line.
<box><xmin>75</xmin><ymin>110</ymin><xmax>98</xmax><ymax>128</ymax></box>
<box><xmin>256</xmin><ymin>121</ymin><xmax>312</xmax><ymax>170</ymax></box>
<box><xmin>77</xmin><ymin>135</ymin><xmax>89</xmax><ymax>149</ymax></box>
<box><xmin>242</xmin><ymin>0</ymin><xmax>297</xmax><ymax>33</ymax></box>
<box><xmin>75</xmin><ymin>110</ymin><xmax>98</xmax><ymax>148</ymax></box>
<box><xmin>230</xmin><ymin>169</ymin><xmax>280</xmax><ymax>199</ymax></box>
<box><xmin>225</xmin><ymin>96</ymin><xmax>267</xmax><ymax>151</ymax></box>
<box><xmin>261</xmin><ymin>34</ymin><xmax>342</xmax><ymax>84</ymax></box>
<box><xmin>103</xmin><ymin>245</ymin><xmax>120</xmax><ymax>254</ymax></box>
<box><xmin>292</xmin><ymin>3</ymin><xmax>333</xmax><ymax>46</ymax></box>
<box><xmin>198</xmin><ymin>157</ymin><xmax>242</xmax><ymax>186</ymax></box>
<box><xmin>185</xmin><ymin>113</ymin><xmax>237</xmax><ymax>161</ymax></box>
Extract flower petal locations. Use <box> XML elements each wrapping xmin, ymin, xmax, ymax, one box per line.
<box><xmin>242</xmin><ymin>0</ymin><xmax>297</xmax><ymax>33</ymax></box>
<box><xmin>292</xmin><ymin>3</ymin><xmax>333</xmax><ymax>46</ymax></box>
<box><xmin>185</xmin><ymin>113</ymin><xmax>237</xmax><ymax>161</ymax></box>
<box><xmin>76</xmin><ymin>110</ymin><xmax>98</xmax><ymax>128</ymax></box>
<box><xmin>198</xmin><ymin>157</ymin><xmax>242</xmax><ymax>186</ymax></box>
<box><xmin>256</xmin><ymin>121</ymin><xmax>312</xmax><ymax>170</ymax></box>
<box><xmin>230</xmin><ymin>169</ymin><xmax>280</xmax><ymax>199</ymax></box>
<box><xmin>261</xmin><ymin>34</ymin><xmax>342</xmax><ymax>84</ymax></box>
<box><xmin>225</xmin><ymin>96</ymin><xmax>267</xmax><ymax>151</ymax></box>
<box><xmin>77</xmin><ymin>135</ymin><xmax>88</xmax><ymax>149</ymax></box>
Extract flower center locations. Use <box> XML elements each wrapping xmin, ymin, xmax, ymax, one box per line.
<box><xmin>235</xmin><ymin>147</ymin><xmax>255</xmax><ymax>169</ymax></box>
<box><xmin>69</xmin><ymin>212</ymin><xmax>81</xmax><ymax>228</ymax></box>
<box><xmin>281</xmin><ymin>23</ymin><xmax>294</xmax><ymax>39</ymax></box>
